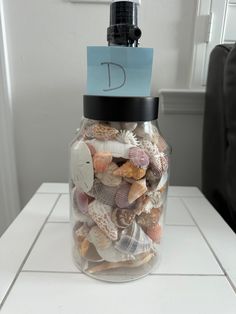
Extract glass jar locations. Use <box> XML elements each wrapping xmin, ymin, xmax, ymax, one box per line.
<box><xmin>69</xmin><ymin>96</ymin><xmax>170</xmax><ymax>282</ymax></box>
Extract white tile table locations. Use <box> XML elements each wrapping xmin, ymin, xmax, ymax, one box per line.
<box><xmin>0</xmin><ymin>183</ymin><xmax>236</xmax><ymax>313</ymax></box>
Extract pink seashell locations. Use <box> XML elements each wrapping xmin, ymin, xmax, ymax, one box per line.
<box><xmin>147</xmin><ymin>224</ymin><xmax>162</xmax><ymax>243</ymax></box>
<box><xmin>85</xmin><ymin>124</ymin><xmax>119</xmax><ymax>140</ymax></box>
<box><xmin>115</xmin><ymin>182</ymin><xmax>137</xmax><ymax>209</ymax></box>
<box><xmin>128</xmin><ymin>147</ymin><xmax>149</xmax><ymax>168</ymax></box>
<box><xmin>87</xmin><ymin>179</ymin><xmax>118</xmax><ymax>207</ymax></box>
<box><xmin>88</xmin><ymin>200</ymin><xmax>118</xmax><ymax>241</ymax></box>
<box><xmin>73</xmin><ymin>187</ymin><xmax>89</xmax><ymax>214</ymax></box>
<box><xmin>128</xmin><ymin>178</ymin><xmax>147</xmax><ymax>204</ymax></box>
<box><xmin>93</xmin><ymin>152</ymin><xmax>112</xmax><ymax>173</ymax></box>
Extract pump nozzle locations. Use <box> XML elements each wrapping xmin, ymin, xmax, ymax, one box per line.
<box><xmin>107</xmin><ymin>1</ymin><xmax>142</xmax><ymax>47</ymax></box>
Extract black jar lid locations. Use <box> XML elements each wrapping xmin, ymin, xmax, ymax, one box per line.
<box><xmin>83</xmin><ymin>95</ymin><xmax>159</xmax><ymax>122</ymax></box>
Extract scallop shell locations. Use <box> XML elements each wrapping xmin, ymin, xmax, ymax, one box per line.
<box><xmin>88</xmin><ymin>200</ymin><xmax>118</xmax><ymax>241</ymax></box>
<box><xmin>128</xmin><ymin>147</ymin><xmax>149</xmax><ymax>168</ymax></box>
<box><xmin>73</xmin><ymin>187</ymin><xmax>89</xmax><ymax>214</ymax></box>
<box><xmin>113</xmin><ymin>161</ymin><xmax>146</xmax><ymax>180</ymax></box>
<box><xmin>93</xmin><ymin>152</ymin><xmax>112</xmax><ymax>173</ymax></box>
<box><xmin>96</xmin><ymin>162</ymin><xmax>122</xmax><ymax>187</ymax></box>
<box><xmin>111</xmin><ymin>208</ymin><xmax>135</xmax><ymax>229</ymax></box>
<box><xmin>116</xmin><ymin>130</ymin><xmax>140</xmax><ymax>146</ymax></box>
<box><xmin>86</xmin><ymin>139</ymin><xmax>134</xmax><ymax>158</ymax></box>
<box><xmin>136</xmin><ymin>207</ymin><xmax>161</xmax><ymax>228</ymax></box>
<box><xmin>85</xmin><ymin>123</ymin><xmax>119</xmax><ymax>140</ymax></box>
<box><xmin>88</xmin><ymin>226</ymin><xmax>112</xmax><ymax>250</ymax></box>
<box><xmin>70</xmin><ymin>141</ymin><xmax>94</xmax><ymax>193</ymax></box>
<box><xmin>115</xmin><ymin>182</ymin><xmax>136</xmax><ymax>209</ymax></box>
<box><xmin>128</xmin><ymin>178</ymin><xmax>147</xmax><ymax>204</ymax></box>
<box><xmin>114</xmin><ymin>222</ymin><xmax>155</xmax><ymax>255</ymax></box>
<box><xmin>87</xmin><ymin>179</ymin><xmax>118</xmax><ymax>207</ymax></box>
<box><xmin>147</xmin><ymin>224</ymin><xmax>162</xmax><ymax>243</ymax></box>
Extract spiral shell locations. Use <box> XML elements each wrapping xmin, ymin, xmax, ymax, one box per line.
<box><xmin>128</xmin><ymin>178</ymin><xmax>147</xmax><ymax>204</ymax></box>
<box><xmin>114</xmin><ymin>222</ymin><xmax>155</xmax><ymax>255</ymax></box>
<box><xmin>88</xmin><ymin>200</ymin><xmax>118</xmax><ymax>241</ymax></box>
<box><xmin>85</xmin><ymin>124</ymin><xmax>119</xmax><ymax>140</ymax></box>
<box><xmin>128</xmin><ymin>147</ymin><xmax>149</xmax><ymax>168</ymax></box>
<box><xmin>96</xmin><ymin>162</ymin><xmax>122</xmax><ymax>187</ymax></box>
<box><xmin>111</xmin><ymin>208</ymin><xmax>135</xmax><ymax>229</ymax></box>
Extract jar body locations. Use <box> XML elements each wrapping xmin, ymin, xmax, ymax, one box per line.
<box><xmin>70</xmin><ymin>118</ymin><xmax>170</xmax><ymax>282</ymax></box>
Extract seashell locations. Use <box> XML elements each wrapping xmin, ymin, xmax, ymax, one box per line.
<box><xmin>135</xmin><ymin>195</ymin><xmax>153</xmax><ymax>215</ymax></box>
<box><xmin>128</xmin><ymin>178</ymin><xmax>147</xmax><ymax>204</ymax></box>
<box><xmin>80</xmin><ymin>238</ymin><xmax>90</xmax><ymax>257</ymax></box>
<box><xmin>88</xmin><ymin>226</ymin><xmax>112</xmax><ymax>250</ymax></box>
<box><xmin>146</xmin><ymin>169</ymin><xmax>161</xmax><ymax>191</ymax></box>
<box><xmin>116</xmin><ymin>130</ymin><xmax>140</xmax><ymax>146</ymax></box>
<box><xmin>87</xmin><ymin>179</ymin><xmax>118</xmax><ymax>207</ymax></box>
<box><xmin>140</xmin><ymin>140</ymin><xmax>168</xmax><ymax>176</ymax></box>
<box><xmin>128</xmin><ymin>147</ymin><xmax>149</xmax><ymax>168</ymax></box>
<box><xmin>93</xmin><ymin>152</ymin><xmax>112</xmax><ymax>173</ymax></box>
<box><xmin>115</xmin><ymin>182</ymin><xmax>136</xmax><ymax>209</ymax></box>
<box><xmin>86</xmin><ymin>142</ymin><xmax>96</xmax><ymax>156</ymax></box>
<box><xmin>91</xmin><ymin>244</ymin><xmax>134</xmax><ymax>263</ymax></box>
<box><xmin>88</xmin><ymin>200</ymin><xmax>118</xmax><ymax>241</ymax></box>
<box><xmin>73</xmin><ymin>187</ymin><xmax>89</xmax><ymax>214</ymax></box>
<box><xmin>121</xmin><ymin>122</ymin><xmax>137</xmax><ymax>131</ymax></box>
<box><xmin>147</xmin><ymin>189</ymin><xmax>165</xmax><ymax>208</ymax></box>
<box><xmin>71</xmin><ymin>141</ymin><xmax>94</xmax><ymax>193</ymax></box>
<box><xmin>96</xmin><ymin>162</ymin><xmax>122</xmax><ymax>187</ymax></box>
<box><xmin>85</xmin><ymin>124</ymin><xmax>119</xmax><ymax>140</ymax></box>
<box><xmin>86</xmin><ymin>139</ymin><xmax>134</xmax><ymax>158</ymax></box>
<box><xmin>136</xmin><ymin>207</ymin><xmax>161</xmax><ymax>228</ymax></box>
<box><xmin>115</xmin><ymin>222</ymin><xmax>155</xmax><ymax>255</ymax></box>
<box><xmin>147</xmin><ymin>224</ymin><xmax>162</xmax><ymax>243</ymax></box>
<box><xmin>74</xmin><ymin>224</ymin><xmax>90</xmax><ymax>243</ymax></box>
<box><xmin>87</xmin><ymin>251</ymin><xmax>154</xmax><ymax>274</ymax></box>
<box><xmin>157</xmin><ymin>171</ymin><xmax>168</xmax><ymax>191</ymax></box>
<box><xmin>73</xmin><ymin>209</ymin><xmax>95</xmax><ymax>226</ymax></box>
<box><xmin>111</xmin><ymin>208</ymin><xmax>135</xmax><ymax>229</ymax></box>
<box><xmin>113</xmin><ymin>161</ymin><xmax>146</xmax><ymax>180</ymax></box>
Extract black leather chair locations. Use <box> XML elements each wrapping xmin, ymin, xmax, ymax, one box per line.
<box><xmin>202</xmin><ymin>43</ymin><xmax>236</xmax><ymax>232</ymax></box>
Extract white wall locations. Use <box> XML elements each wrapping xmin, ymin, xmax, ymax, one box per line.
<box><xmin>3</xmin><ymin>0</ymin><xmax>202</xmax><ymax>207</ymax></box>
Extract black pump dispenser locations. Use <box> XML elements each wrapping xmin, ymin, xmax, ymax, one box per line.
<box><xmin>107</xmin><ymin>1</ymin><xmax>142</xmax><ymax>47</ymax></box>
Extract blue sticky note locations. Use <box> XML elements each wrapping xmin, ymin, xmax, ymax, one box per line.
<box><xmin>87</xmin><ymin>46</ymin><xmax>153</xmax><ymax>96</ymax></box>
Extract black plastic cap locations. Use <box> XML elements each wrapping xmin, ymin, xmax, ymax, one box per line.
<box><xmin>83</xmin><ymin>95</ymin><xmax>159</xmax><ymax>122</ymax></box>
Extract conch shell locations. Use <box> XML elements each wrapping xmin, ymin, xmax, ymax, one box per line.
<box><xmin>113</xmin><ymin>161</ymin><xmax>146</xmax><ymax>180</ymax></box>
<box><xmin>128</xmin><ymin>178</ymin><xmax>147</xmax><ymax>204</ymax></box>
<box><xmin>88</xmin><ymin>200</ymin><xmax>118</xmax><ymax>241</ymax></box>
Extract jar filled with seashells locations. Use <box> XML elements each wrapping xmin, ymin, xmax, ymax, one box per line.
<box><xmin>70</xmin><ymin>96</ymin><xmax>171</xmax><ymax>282</ymax></box>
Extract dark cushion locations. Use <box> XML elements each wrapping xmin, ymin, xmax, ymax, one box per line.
<box><xmin>202</xmin><ymin>44</ymin><xmax>236</xmax><ymax>232</ymax></box>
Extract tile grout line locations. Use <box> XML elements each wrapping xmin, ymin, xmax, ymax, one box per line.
<box><xmin>0</xmin><ymin>193</ymin><xmax>62</xmax><ymax>310</ymax></box>
<box><xmin>181</xmin><ymin>197</ymin><xmax>236</xmax><ymax>295</ymax></box>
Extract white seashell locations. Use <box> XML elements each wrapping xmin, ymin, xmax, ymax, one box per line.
<box><xmin>116</xmin><ymin>130</ymin><xmax>140</xmax><ymax>146</ymax></box>
<box><xmin>88</xmin><ymin>200</ymin><xmax>118</xmax><ymax>241</ymax></box>
<box><xmin>73</xmin><ymin>209</ymin><xmax>95</xmax><ymax>226</ymax></box>
<box><xmin>71</xmin><ymin>141</ymin><xmax>94</xmax><ymax>192</ymax></box>
<box><xmin>96</xmin><ymin>162</ymin><xmax>122</xmax><ymax>187</ymax></box>
<box><xmin>121</xmin><ymin>122</ymin><xmax>137</xmax><ymax>131</ymax></box>
<box><xmin>88</xmin><ymin>226</ymin><xmax>112</xmax><ymax>250</ymax></box>
<box><xmin>157</xmin><ymin>171</ymin><xmax>168</xmax><ymax>191</ymax></box>
<box><xmin>94</xmin><ymin>245</ymin><xmax>135</xmax><ymax>263</ymax></box>
<box><xmin>86</xmin><ymin>139</ymin><xmax>135</xmax><ymax>158</ymax></box>
<box><xmin>114</xmin><ymin>222</ymin><xmax>155</xmax><ymax>255</ymax></box>
<box><xmin>147</xmin><ymin>190</ymin><xmax>164</xmax><ymax>208</ymax></box>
